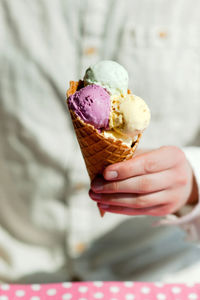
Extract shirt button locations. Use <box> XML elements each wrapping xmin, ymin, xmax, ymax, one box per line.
<box><xmin>75</xmin><ymin>242</ymin><xmax>86</xmax><ymax>254</ymax></box>
<box><xmin>84</xmin><ymin>46</ymin><xmax>97</xmax><ymax>56</ymax></box>
<box><xmin>159</xmin><ymin>31</ymin><xmax>167</xmax><ymax>38</ymax></box>
<box><xmin>73</xmin><ymin>182</ymin><xmax>88</xmax><ymax>191</ymax></box>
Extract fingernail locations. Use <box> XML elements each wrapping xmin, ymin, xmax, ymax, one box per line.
<box><xmin>99</xmin><ymin>204</ymin><xmax>110</xmax><ymax>209</ymax></box>
<box><xmin>106</xmin><ymin>171</ymin><xmax>118</xmax><ymax>180</ymax></box>
<box><xmin>90</xmin><ymin>191</ymin><xmax>102</xmax><ymax>200</ymax></box>
<box><xmin>92</xmin><ymin>178</ymin><xmax>104</xmax><ymax>191</ymax></box>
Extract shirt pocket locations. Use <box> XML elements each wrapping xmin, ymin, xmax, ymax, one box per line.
<box><xmin>118</xmin><ymin>22</ymin><xmax>200</xmax><ymax>93</ymax></box>
<box><xmin>117</xmin><ymin>23</ymin><xmax>200</xmax><ymax>146</ymax></box>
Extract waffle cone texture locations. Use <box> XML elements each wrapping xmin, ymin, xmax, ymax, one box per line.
<box><xmin>67</xmin><ymin>81</ymin><xmax>141</xmax><ymax>216</ymax></box>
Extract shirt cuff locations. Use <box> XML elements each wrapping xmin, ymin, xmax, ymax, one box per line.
<box><xmin>157</xmin><ymin>147</ymin><xmax>200</xmax><ymax>242</ymax></box>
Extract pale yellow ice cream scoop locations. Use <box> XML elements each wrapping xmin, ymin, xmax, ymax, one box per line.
<box><xmin>117</xmin><ymin>94</ymin><xmax>150</xmax><ymax>137</ymax></box>
<box><xmin>103</xmin><ymin>93</ymin><xmax>150</xmax><ymax>146</ymax></box>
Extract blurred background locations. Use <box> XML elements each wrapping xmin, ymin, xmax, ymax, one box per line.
<box><xmin>0</xmin><ymin>0</ymin><xmax>200</xmax><ymax>283</ymax></box>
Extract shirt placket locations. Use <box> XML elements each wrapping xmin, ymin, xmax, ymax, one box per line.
<box><xmin>79</xmin><ymin>0</ymin><xmax>108</xmax><ymax>77</ymax></box>
<box><xmin>67</xmin><ymin>1</ymin><xmax>108</xmax><ymax>265</ymax></box>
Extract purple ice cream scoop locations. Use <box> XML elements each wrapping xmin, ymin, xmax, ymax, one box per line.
<box><xmin>68</xmin><ymin>84</ymin><xmax>111</xmax><ymax>129</ymax></box>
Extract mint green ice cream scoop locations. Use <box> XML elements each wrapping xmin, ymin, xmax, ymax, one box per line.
<box><xmin>84</xmin><ymin>60</ymin><xmax>128</xmax><ymax>96</ymax></box>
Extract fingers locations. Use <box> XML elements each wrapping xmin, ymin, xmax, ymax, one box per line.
<box><xmin>90</xmin><ymin>145</ymin><xmax>189</xmax><ymax>217</ymax></box>
<box><xmin>91</xmin><ymin>169</ymin><xmax>176</xmax><ymax>194</ymax></box>
<box><xmin>89</xmin><ymin>189</ymin><xmax>169</xmax><ymax>209</ymax></box>
<box><xmin>103</xmin><ymin>146</ymin><xmax>185</xmax><ymax>180</ymax></box>
<box><xmin>97</xmin><ymin>202</ymin><xmax>170</xmax><ymax>216</ymax></box>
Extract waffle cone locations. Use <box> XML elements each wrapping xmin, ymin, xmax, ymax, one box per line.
<box><xmin>67</xmin><ymin>81</ymin><xmax>141</xmax><ymax>217</ymax></box>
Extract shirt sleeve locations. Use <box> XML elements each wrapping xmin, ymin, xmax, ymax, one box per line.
<box><xmin>158</xmin><ymin>147</ymin><xmax>200</xmax><ymax>242</ymax></box>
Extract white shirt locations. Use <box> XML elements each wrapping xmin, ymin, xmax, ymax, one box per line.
<box><xmin>0</xmin><ymin>0</ymin><xmax>200</xmax><ymax>282</ymax></box>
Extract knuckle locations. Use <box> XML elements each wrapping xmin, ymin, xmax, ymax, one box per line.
<box><xmin>139</xmin><ymin>177</ymin><xmax>152</xmax><ymax>192</ymax></box>
<box><xmin>171</xmin><ymin>194</ymin><xmax>179</xmax><ymax>203</ymax></box>
<box><xmin>111</xmin><ymin>181</ymin><xmax>119</xmax><ymax>192</ymax></box>
<box><xmin>166</xmin><ymin>204</ymin><xmax>177</xmax><ymax>215</ymax></box>
<box><xmin>171</xmin><ymin>146</ymin><xmax>186</xmax><ymax>162</ymax></box>
<box><xmin>163</xmin><ymin>205</ymin><xmax>173</xmax><ymax>215</ymax></box>
<box><xmin>134</xmin><ymin>196</ymin><xmax>147</xmax><ymax>207</ymax></box>
<box><xmin>175</xmin><ymin>167</ymin><xmax>188</xmax><ymax>186</ymax></box>
<box><xmin>147</xmin><ymin>208</ymin><xmax>163</xmax><ymax>216</ymax></box>
<box><xmin>156</xmin><ymin>205</ymin><xmax>172</xmax><ymax>216</ymax></box>
<box><xmin>158</xmin><ymin>210</ymin><xmax>169</xmax><ymax>216</ymax></box>
<box><xmin>178</xmin><ymin>174</ymin><xmax>188</xmax><ymax>186</ymax></box>
<box><xmin>144</xmin><ymin>158</ymin><xmax>157</xmax><ymax>173</ymax></box>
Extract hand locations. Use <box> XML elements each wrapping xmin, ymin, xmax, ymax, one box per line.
<box><xmin>89</xmin><ymin>146</ymin><xmax>198</xmax><ymax>216</ymax></box>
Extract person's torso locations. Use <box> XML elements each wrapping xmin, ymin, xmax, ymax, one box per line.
<box><xmin>0</xmin><ymin>0</ymin><xmax>200</xmax><ymax>281</ymax></box>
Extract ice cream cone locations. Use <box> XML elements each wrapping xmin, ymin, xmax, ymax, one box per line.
<box><xmin>67</xmin><ymin>81</ymin><xmax>141</xmax><ymax>217</ymax></box>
